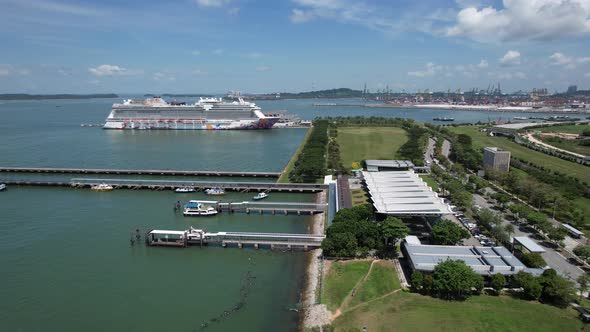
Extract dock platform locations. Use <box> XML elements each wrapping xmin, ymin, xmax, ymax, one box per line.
<box><xmin>0</xmin><ymin>167</ymin><xmax>280</xmax><ymax>178</ymax></box>
<box><xmin>146</xmin><ymin>228</ymin><xmax>325</xmax><ymax>250</ymax></box>
<box><xmin>0</xmin><ymin>178</ymin><xmax>327</xmax><ymax>193</ymax></box>
<box><xmin>187</xmin><ymin>200</ymin><xmax>327</xmax><ymax>215</ymax></box>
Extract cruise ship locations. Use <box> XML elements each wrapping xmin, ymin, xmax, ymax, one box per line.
<box><xmin>103</xmin><ymin>97</ymin><xmax>279</xmax><ymax>130</ymax></box>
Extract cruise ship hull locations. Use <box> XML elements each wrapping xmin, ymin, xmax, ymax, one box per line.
<box><xmin>103</xmin><ymin>118</ymin><xmax>277</xmax><ymax>130</ymax></box>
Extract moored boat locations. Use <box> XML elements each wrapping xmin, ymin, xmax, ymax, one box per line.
<box><xmin>433</xmin><ymin>117</ymin><xmax>455</xmax><ymax>121</ymax></box>
<box><xmin>0</xmin><ymin>183</ymin><xmax>6</xmax><ymax>191</ymax></box>
<box><xmin>183</xmin><ymin>201</ymin><xmax>218</xmax><ymax>216</ymax></box>
<box><xmin>205</xmin><ymin>187</ymin><xmax>225</xmax><ymax>196</ymax></box>
<box><xmin>90</xmin><ymin>183</ymin><xmax>113</xmax><ymax>191</ymax></box>
<box><xmin>175</xmin><ymin>187</ymin><xmax>196</xmax><ymax>193</ymax></box>
<box><xmin>253</xmin><ymin>192</ymin><xmax>269</xmax><ymax>200</ymax></box>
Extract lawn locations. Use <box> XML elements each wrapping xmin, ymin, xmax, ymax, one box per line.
<box><xmin>531</xmin><ymin>123</ymin><xmax>590</xmax><ymax>134</ymax></box>
<box><xmin>448</xmin><ymin>126</ymin><xmax>590</xmax><ymax>184</ymax></box>
<box><xmin>536</xmin><ymin>135</ymin><xmax>590</xmax><ymax>156</ymax></box>
<box><xmin>321</xmin><ymin>260</ymin><xmax>371</xmax><ymax>311</ymax></box>
<box><xmin>332</xmin><ymin>291</ymin><xmax>584</xmax><ymax>332</ymax></box>
<box><xmin>337</xmin><ymin>127</ymin><xmax>408</xmax><ymax>169</ymax></box>
<box><xmin>419</xmin><ymin>174</ymin><xmax>439</xmax><ymax>192</ymax></box>
<box><xmin>348</xmin><ymin>261</ymin><xmax>400</xmax><ymax>307</ymax></box>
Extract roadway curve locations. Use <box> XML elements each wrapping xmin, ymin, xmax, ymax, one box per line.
<box><xmin>524</xmin><ymin>133</ymin><xmax>586</xmax><ymax>158</ymax></box>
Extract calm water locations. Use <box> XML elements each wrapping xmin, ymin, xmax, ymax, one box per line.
<box><xmin>0</xmin><ymin>99</ymin><xmax>313</xmax><ymax>331</ymax></box>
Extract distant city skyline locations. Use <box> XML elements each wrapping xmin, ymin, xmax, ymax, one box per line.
<box><xmin>1</xmin><ymin>0</ymin><xmax>590</xmax><ymax>94</ymax></box>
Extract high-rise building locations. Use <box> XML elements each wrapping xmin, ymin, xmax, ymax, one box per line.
<box><xmin>483</xmin><ymin>147</ymin><xmax>511</xmax><ymax>172</ymax></box>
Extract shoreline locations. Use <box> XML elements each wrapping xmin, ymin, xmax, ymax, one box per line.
<box><xmin>301</xmin><ymin>190</ymin><xmax>332</xmax><ymax>330</ymax></box>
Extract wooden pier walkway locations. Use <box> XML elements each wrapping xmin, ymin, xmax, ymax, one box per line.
<box><xmin>0</xmin><ymin>178</ymin><xmax>327</xmax><ymax>193</ymax></box>
<box><xmin>0</xmin><ymin>167</ymin><xmax>280</xmax><ymax>178</ymax></box>
<box><xmin>187</xmin><ymin>200</ymin><xmax>327</xmax><ymax>215</ymax></box>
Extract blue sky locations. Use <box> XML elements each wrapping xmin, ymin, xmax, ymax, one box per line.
<box><xmin>0</xmin><ymin>0</ymin><xmax>590</xmax><ymax>94</ymax></box>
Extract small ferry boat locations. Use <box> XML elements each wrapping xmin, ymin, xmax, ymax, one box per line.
<box><xmin>205</xmin><ymin>187</ymin><xmax>225</xmax><ymax>196</ymax></box>
<box><xmin>183</xmin><ymin>201</ymin><xmax>218</xmax><ymax>217</ymax></box>
<box><xmin>0</xmin><ymin>183</ymin><xmax>6</xmax><ymax>191</ymax></box>
<box><xmin>90</xmin><ymin>183</ymin><xmax>113</xmax><ymax>191</ymax></box>
<box><xmin>175</xmin><ymin>187</ymin><xmax>196</xmax><ymax>193</ymax></box>
<box><xmin>433</xmin><ymin>117</ymin><xmax>455</xmax><ymax>121</ymax></box>
<box><xmin>513</xmin><ymin>116</ymin><xmax>528</xmax><ymax>120</ymax></box>
<box><xmin>253</xmin><ymin>192</ymin><xmax>269</xmax><ymax>200</ymax></box>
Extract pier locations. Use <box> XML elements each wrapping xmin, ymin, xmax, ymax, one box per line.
<box><xmin>0</xmin><ymin>167</ymin><xmax>280</xmax><ymax>178</ymax></box>
<box><xmin>185</xmin><ymin>200</ymin><xmax>327</xmax><ymax>215</ymax></box>
<box><xmin>0</xmin><ymin>178</ymin><xmax>327</xmax><ymax>193</ymax></box>
<box><xmin>146</xmin><ymin>228</ymin><xmax>325</xmax><ymax>250</ymax></box>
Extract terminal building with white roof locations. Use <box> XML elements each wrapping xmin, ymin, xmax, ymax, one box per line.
<box><xmin>362</xmin><ymin>170</ymin><xmax>452</xmax><ymax>216</ymax></box>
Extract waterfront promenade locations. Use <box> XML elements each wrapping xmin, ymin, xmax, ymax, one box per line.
<box><xmin>0</xmin><ymin>167</ymin><xmax>280</xmax><ymax>177</ymax></box>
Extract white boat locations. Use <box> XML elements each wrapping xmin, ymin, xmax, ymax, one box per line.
<box><xmin>175</xmin><ymin>187</ymin><xmax>196</xmax><ymax>193</ymax></box>
<box><xmin>183</xmin><ymin>201</ymin><xmax>218</xmax><ymax>217</ymax></box>
<box><xmin>0</xmin><ymin>183</ymin><xmax>6</xmax><ymax>191</ymax></box>
<box><xmin>253</xmin><ymin>192</ymin><xmax>269</xmax><ymax>200</ymax></box>
<box><xmin>90</xmin><ymin>183</ymin><xmax>113</xmax><ymax>191</ymax></box>
<box><xmin>205</xmin><ymin>187</ymin><xmax>225</xmax><ymax>196</ymax></box>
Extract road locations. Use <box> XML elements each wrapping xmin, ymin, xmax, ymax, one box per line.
<box><xmin>473</xmin><ymin>194</ymin><xmax>584</xmax><ymax>281</ymax></box>
<box><xmin>525</xmin><ymin>133</ymin><xmax>586</xmax><ymax>158</ymax></box>
<box><xmin>424</xmin><ymin>137</ymin><xmax>435</xmax><ymax>165</ymax></box>
<box><xmin>441</xmin><ymin>139</ymin><xmax>452</xmax><ymax>162</ymax></box>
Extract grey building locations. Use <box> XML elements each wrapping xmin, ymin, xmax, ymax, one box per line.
<box><xmin>483</xmin><ymin>147</ymin><xmax>511</xmax><ymax>172</ymax></box>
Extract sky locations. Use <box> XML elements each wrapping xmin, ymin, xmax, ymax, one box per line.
<box><xmin>0</xmin><ymin>0</ymin><xmax>590</xmax><ymax>94</ymax></box>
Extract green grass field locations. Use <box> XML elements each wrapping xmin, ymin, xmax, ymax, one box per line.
<box><xmin>419</xmin><ymin>175</ymin><xmax>439</xmax><ymax>192</ymax></box>
<box><xmin>536</xmin><ymin>136</ymin><xmax>590</xmax><ymax>156</ymax></box>
<box><xmin>448</xmin><ymin>126</ymin><xmax>590</xmax><ymax>184</ymax></box>
<box><xmin>337</xmin><ymin>127</ymin><xmax>408</xmax><ymax>169</ymax></box>
<box><xmin>333</xmin><ymin>291</ymin><xmax>584</xmax><ymax>332</ymax></box>
<box><xmin>531</xmin><ymin>124</ymin><xmax>590</xmax><ymax>134</ymax></box>
<box><xmin>321</xmin><ymin>261</ymin><xmax>371</xmax><ymax>311</ymax></box>
<box><xmin>348</xmin><ymin>261</ymin><xmax>400</xmax><ymax>307</ymax></box>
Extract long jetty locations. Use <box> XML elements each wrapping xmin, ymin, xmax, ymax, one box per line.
<box><xmin>0</xmin><ymin>178</ymin><xmax>327</xmax><ymax>193</ymax></box>
<box><xmin>146</xmin><ymin>228</ymin><xmax>325</xmax><ymax>250</ymax></box>
<box><xmin>0</xmin><ymin>167</ymin><xmax>280</xmax><ymax>178</ymax></box>
<box><xmin>186</xmin><ymin>200</ymin><xmax>327</xmax><ymax>215</ymax></box>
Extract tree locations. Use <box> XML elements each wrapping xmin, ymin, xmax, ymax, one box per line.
<box><xmin>432</xmin><ymin>260</ymin><xmax>484</xmax><ymax>300</ymax></box>
<box><xmin>539</xmin><ymin>269</ymin><xmax>575</xmax><ymax>308</ymax></box>
<box><xmin>547</xmin><ymin>226</ymin><xmax>567</xmax><ymax>244</ymax></box>
<box><xmin>432</xmin><ymin>220</ymin><xmax>470</xmax><ymax>245</ymax></box>
<box><xmin>321</xmin><ymin>232</ymin><xmax>358</xmax><ymax>257</ymax></box>
<box><xmin>512</xmin><ymin>271</ymin><xmax>542</xmax><ymax>300</ymax></box>
<box><xmin>526</xmin><ymin>212</ymin><xmax>548</xmax><ymax>230</ymax></box>
<box><xmin>380</xmin><ymin>216</ymin><xmax>409</xmax><ymax>247</ymax></box>
<box><xmin>504</xmin><ymin>224</ymin><xmax>515</xmax><ymax>249</ymax></box>
<box><xmin>490</xmin><ymin>273</ymin><xmax>506</xmax><ymax>295</ymax></box>
<box><xmin>520</xmin><ymin>253</ymin><xmax>547</xmax><ymax>268</ymax></box>
<box><xmin>423</xmin><ymin>274</ymin><xmax>434</xmax><ymax>294</ymax></box>
<box><xmin>573</xmin><ymin>245</ymin><xmax>590</xmax><ymax>263</ymax></box>
<box><xmin>411</xmin><ymin>271</ymin><xmax>424</xmax><ymax>292</ymax></box>
<box><xmin>577</xmin><ymin>273</ymin><xmax>590</xmax><ymax>301</ymax></box>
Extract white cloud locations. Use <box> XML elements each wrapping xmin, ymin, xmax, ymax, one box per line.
<box><xmin>227</xmin><ymin>7</ymin><xmax>240</xmax><ymax>15</ymax></box>
<box><xmin>549</xmin><ymin>52</ymin><xmax>590</xmax><ymax>68</ymax></box>
<box><xmin>585</xmin><ymin>72</ymin><xmax>590</xmax><ymax>77</ymax></box>
<box><xmin>245</xmin><ymin>52</ymin><xmax>263</xmax><ymax>59</ymax></box>
<box><xmin>290</xmin><ymin>9</ymin><xmax>314</xmax><ymax>23</ymax></box>
<box><xmin>88</xmin><ymin>64</ymin><xmax>142</xmax><ymax>77</ymax></box>
<box><xmin>490</xmin><ymin>71</ymin><xmax>527</xmax><ymax>80</ymax></box>
<box><xmin>212</xmin><ymin>49</ymin><xmax>224</xmax><ymax>55</ymax></box>
<box><xmin>499</xmin><ymin>50</ymin><xmax>520</xmax><ymax>66</ymax></box>
<box><xmin>255</xmin><ymin>65</ymin><xmax>271</xmax><ymax>72</ymax></box>
<box><xmin>514</xmin><ymin>71</ymin><xmax>527</xmax><ymax>79</ymax></box>
<box><xmin>408</xmin><ymin>62</ymin><xmax>439</xmax><ymax>77</ymax></box>
<box><xmin>195</xmin><ymin>0</ymin><xmax>230</xmax><ymax>7</ymax></box>
<box><xmin>477</xmin><ymin>59</ymin><xmax>488</xmax><ymax>68</ymax></box>
<box><xmin>191</xmin><ymin>50</ymin><xmax>201</xmax><ymax>56</ymax></box>
<box><xmin>549</xmin><ymin>52</ymin><xmax>572</xmax><ymax>65</ymax></box>
<box><xmin>6</xmin><ymin>0</ymin><xmax>104</xmax><ymax>16</ymax></box>
<box><xmin>153</xmin><ymin>71</ymin><xmax>175</xmax><ymax>81</ymax></box>
<box><xmin>0</xmin><ymin>65</ymin><xmax>13</xmax><ymax>76</ymax></box>
<box><xmin>192</xmin><ymin>69</ymin><xmax>207</xmax><ymax>76</ymax></box>
<box><xmin>445</xmin><ymin>0</ymin><xmax>590</xmax><ymax>42</ymax></box>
